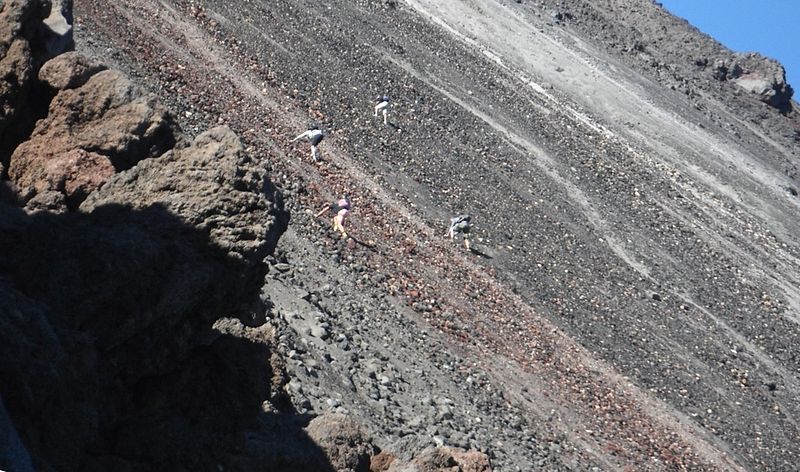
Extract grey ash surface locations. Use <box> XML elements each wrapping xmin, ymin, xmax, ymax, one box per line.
<box><xmin>76</xmin><ymin>0</ymin><xmax>800</xmax><ymax>470</ymax></box>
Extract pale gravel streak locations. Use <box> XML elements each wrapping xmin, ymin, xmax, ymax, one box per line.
<box><xmin>403</xmin><ymin>0</ymin><xmax>800</xmax><ymax>332</ymax></box>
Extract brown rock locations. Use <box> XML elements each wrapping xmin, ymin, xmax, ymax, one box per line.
<box><xmin>0</xmin><ymin>124</ymin><xmax>287</xmax><ymax>471</ymax></box>
<box><xmin>387</xmin><ymin>447</ymin><xmax>492</xmax><ymax>472</ymax></box>
<box><xmin>11</xmin><ymin>148</ymin><xmax>113</xmax><ymax>208</ymax></box>
<box><xmin>38</xmin><ymin>51</ymin><xmax>107</xmax><ymax>90</ymax></box>
<box><xmin>32</xmin><ymin>68</ymin><xmax>178</xmax><ymax>168</ymax></box>
<box><xmin>449</xmin><ymin>448</ymin><xmax>492</xmax><ymax>472</ymax></box>
<box><xmin>0</xmin><ymin>0</ymin><xmax>39</xmax><ymax>108</ymax></box>
<box><xmin>8</xmin><ymin>67</ymin><xmax>178</xmax><ymax>206</ymax></box>
<box><xmin>1</xmin><ymin>0</ymin><xmax>75</xmax><ymax>165</ymax></box>
<box><xmin>371</xmin><ymin>451</ymin><xmax>397</xmax><ymax>472</ymax></box>
<box><xmin>305</xmin><ymin>414</ymin><xmax>376</xmax><ymax>472</ymax></box>
<box><xmin>81</xmin><ymin>125</ymin><xmax>284</xmax><ymax>261</ymax></box>
<box><xmin>0</xmin><ymin>36</ymin><xmax>34</xmax><ymax>147</ymax></box>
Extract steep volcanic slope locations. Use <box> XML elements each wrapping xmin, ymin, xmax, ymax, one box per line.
<box><xmin>73</xmin><ymin>0</ymin><xmax>800</xmax><ymax>470</ymax></box>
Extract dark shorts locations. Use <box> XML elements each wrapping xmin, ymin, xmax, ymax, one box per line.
<box><xmin>310</xmin><ymin>134</ymin><xmax>324</xmax><ymax>146</ymax></box>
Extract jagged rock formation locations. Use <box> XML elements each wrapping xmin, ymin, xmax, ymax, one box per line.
<box><xmin>0</xmin><ymin>114</ymin><xmax>289</xmax><ymax>470</ymax></box>
<box><xmin>0</xmin><ymin>0</ymin><xmax>74</xmax><ymax>167</ymax></box>
<box><xmin>0</xmin><ymin>2</ymin><xmax>298</xmax><ymax>471</ymax></box>
<box><xmin>546</xmin><ymin>0</ymin><xmax>795</xmax><ymax>109</ymax></box>
<box><xmin>9</xmin><ymin>53</ymin><xmax>178</xmax><ymax>210</ymax></box>
<box><xmin>724</xmin><ymin>53</ymin><xmax>794</xmax><ymax>110</ymax></box>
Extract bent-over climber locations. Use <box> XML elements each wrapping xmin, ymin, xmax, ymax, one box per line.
<box><xmin>446</xmin><ymin>214</ymin><xmax>472</xmax><ymax>251</ymax></box>
<box><xmin>374</xmin><ymin>94</ymin><xmax>390</xmax><ymax>125</ymax></box>
<box><xmin>316</xmin><ymin>197</ymin><xmax>351</xmax><ymax>239</ymax></box>
<box><xmin>291</xmin><ymin>124</ymin><xmax>325</xmax><ymax>161</ymax></box>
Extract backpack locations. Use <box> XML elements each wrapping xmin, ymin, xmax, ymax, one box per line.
<box><xmin>451</xmin><ymin>214</ymin><xmax>471</xmax><ymax>230</ymax></box>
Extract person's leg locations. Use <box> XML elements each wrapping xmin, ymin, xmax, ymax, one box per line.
<box><xmin>383</xmin><ymin>108</ymin><xmax>388</xmax><ymax>124</ymax></box>
<box><xmin>463</xmin><ymin>237</ymin><xmax>470</xmax><ymax>251</ymax></box>
<box><xmin>375</xmin><ymin>101</ymin><xmax>388</xmax><ymax>118</ymax></box>
<box><xmin>333</xmin><ymin>215</ymin><xmax>347</xmax><ymax>238</ymax></box>
<box><xmin>311</xmin><ymin>145</ymin><xmax>318</xmax><ymax>161</ymax></box>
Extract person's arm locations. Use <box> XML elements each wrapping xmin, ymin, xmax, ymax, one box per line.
<box><xmin>291</xmin><ymin>131</ymin><xmax>309</xmax><ymax>142</ymax></box>
<box><xmin>314</xmin><ymin>205</ymin><xmax>330</xmax><ymax>218</ymax></box>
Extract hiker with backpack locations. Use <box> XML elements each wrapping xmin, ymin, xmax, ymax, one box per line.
<box><xmin>446</xmin><ymin>214</ymin><xmax>472</xmax><ymax>251</ymax></box>
<box><xmin>291</xmin><ymin>124</ymin><xmax>325</xmax><ymax>161</ymax></box>
<box><xmin>316</xmin><ymin>196</ymin><xmax>351</xmax><ymax>239</ymax></box>
<box><xmin>374</xmin><ymin>94</ymin><xmax>390</xmax><ymax>125</ymax></box>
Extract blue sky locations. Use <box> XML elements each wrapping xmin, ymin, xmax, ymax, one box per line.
<box><xmin>658</xmin><ymin>0</ymin><xmax>799</xmax><ymax>91</ymax></box>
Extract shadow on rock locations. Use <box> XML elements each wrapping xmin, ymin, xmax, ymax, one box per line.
<box><xmin>0</xmin><ymin>201</ymin><xmax>333</xmax><ymax>472</ymax></box>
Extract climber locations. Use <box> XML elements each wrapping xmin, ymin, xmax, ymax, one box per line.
<box><xmin>315</xmin><ymin>196</ymin><xmax>351</xmax><ymax>239</ymax></box>
<box><xmin>374</xmin><ymin>94</ymin><xmax>390</xmax><ymax>125</ymax></box>
<box><xmin>446</xmin><ymin>214</ymin><xmax>472</xmax><ymax>251</ymax></box>
<box><xmin>291</xmin><ymin>124</ymin><xmax>325</xmax><ymax>161</ymax></box>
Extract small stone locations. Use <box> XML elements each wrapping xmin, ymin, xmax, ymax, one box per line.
<box><xmin>326</xmin><ymin>398</ymin><xmax>342</xmax><ymax>408</ymax></box>
<box><xmin>311</xmin><ymin>326</ymin><xmax>329</xmax><ymax>340</ymax></box>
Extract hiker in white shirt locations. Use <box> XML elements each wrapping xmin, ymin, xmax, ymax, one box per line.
<box><xmin>292</xmin><ymin>124</ymin><xmax>325</xmax><ymax>161</ymax></box>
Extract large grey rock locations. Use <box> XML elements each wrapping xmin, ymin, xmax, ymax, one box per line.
<box><xmin>81</xmin><ymin>125</ymin><xmax>284</xmax><ymax>262</ymax></box>
<box><xmin>730</xmin><ymin>53</ymin><xmax>794</xmax><ymax>110</ymax></box>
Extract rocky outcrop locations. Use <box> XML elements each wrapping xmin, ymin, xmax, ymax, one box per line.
<box><xmin>710</xmin><ymin>53</ymin><xmax>795</xmax><ymax>110</ymax></box>
<box><xmin>0</xmin><ymin>121</ymin><xmax>287</xmax><ymax>468</ymax></box>
<box><xmin>0</xmin><ymin>60</ymin><xmax>287</xmax><ymax>471</ymax></box>
<box><xmin>728</xmin><ymin>53</ymin><xmax>794</xmax><ymax>111</ymax></box>
<box><xmin>0</xmin><ymin>0</ymin><xmax>75</xmax><ymax>168</ymax></box>
<box><xmin>81</xmin><ymin>125</ymin><xmax>282</xmax><ymax>263</ymax></box>
<box><xmin>8</xmin><ymin>55</ymin><xmax>179</xmax><ymax>209</ymax></box>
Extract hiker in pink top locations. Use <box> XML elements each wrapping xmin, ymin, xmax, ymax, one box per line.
<box><xmin>315</xmin><ymin>197</ymin><xmax>351</xmax><ymax>239</ymax></box>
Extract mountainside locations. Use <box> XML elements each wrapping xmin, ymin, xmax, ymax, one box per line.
<box><xmin>3</xmin><ymin>0</ymin><xmax>800</xmax><ymax>471</ymax></box>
